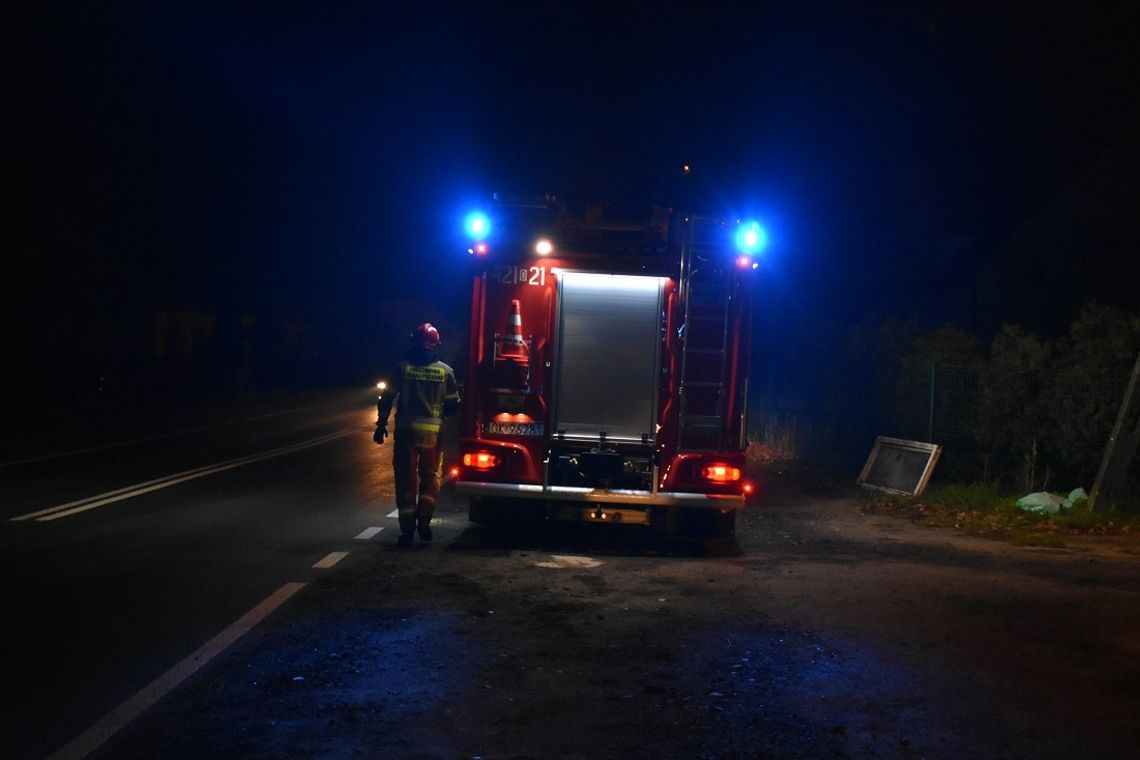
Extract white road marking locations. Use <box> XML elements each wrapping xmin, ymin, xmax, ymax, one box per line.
<box><xmin>10</xmin><ymin>430</ymin><xmax>357</xmax><ymax>523</ymax></box>
<box><xmin>535</xmin><ymin>555</ymin><xmax>604</xmax><ymax>569</ymax></box>
<box><xmin>386</xmin><ymin>509</ymin><xmax>399</xmax><ymax>518</ymax></box>
<box><xmin>46</xmin><ymin>582</ymin><xmax>306</xmax><ymax>760</ymax></box>
<box><xmin>354</xmin><ymin>526</ymin><xmax>384</xmax><ymax>540</ymax></box>
<box><xmin>312</xmin><ymin>551</ymin><xmax>349</xmax><ymax>569</ymax></box>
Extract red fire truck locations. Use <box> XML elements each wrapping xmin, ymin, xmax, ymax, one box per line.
<box><xmin>452</xmin><ymin>192</ymin><xmax>763</xmax><ymax>534</ymax></box>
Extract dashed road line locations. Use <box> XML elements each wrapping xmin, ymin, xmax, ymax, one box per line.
<box><xmin>312</xmin><ymin>551</ymin><xmax>349</xmax><ymax>569</ymax></box>
<box><xmin>354</xmin><ymin>526</ymin><xmax>384</xmax><ymax>540</ymax></box>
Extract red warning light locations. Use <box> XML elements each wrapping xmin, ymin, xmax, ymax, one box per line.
<box><xmin>462</xmin><ymin>452</ymin><xmax>498</xmax><ymax>470</ymax></box>
<box><xmin>701</xmin><ymin>464</ymin><xmax>742</xmax><ymax>482</ymax></box>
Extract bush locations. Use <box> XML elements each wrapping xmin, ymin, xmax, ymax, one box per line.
<box><xmin>924</xmin><ymin>482</ymin><xmax>1008</xmax><ymax>511</ymax></box>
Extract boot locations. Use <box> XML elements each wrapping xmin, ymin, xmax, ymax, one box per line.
<box><xmin>416</xmin><ymin>516</ymin><xmax>433</xmax><ymax>542</ymax></box>
<box><xmin>397</xmin><ymin>530</ymin><xmax>414</xmax><ymax>547</ymax></box>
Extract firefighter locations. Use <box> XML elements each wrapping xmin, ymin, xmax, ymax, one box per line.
<box><xmin>375</xmin><ymin>323</ymin><xmax>461</xmax><ymax>546</ymax></box>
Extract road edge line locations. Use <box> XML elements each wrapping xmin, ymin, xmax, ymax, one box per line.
<box><xmin>46</xmin><ymin>581</ymin><xmax>307</xmax><ymax>760</ymax></box>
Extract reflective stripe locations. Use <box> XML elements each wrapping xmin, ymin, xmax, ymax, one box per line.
<box><xmin>397</xmin><ymin>417</ymin><xmax>443</xmax><ymax>432</ymax></box>
<box><xmin>404</xmin><ymin>365</ymin><xmax>446</xmax><ymax>383</ymax></box>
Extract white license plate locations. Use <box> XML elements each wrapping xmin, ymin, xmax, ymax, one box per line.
<box><xmin>485</xmin><ymin>421</ymin><xmax>545</xmax><ymax>437</ymax></box>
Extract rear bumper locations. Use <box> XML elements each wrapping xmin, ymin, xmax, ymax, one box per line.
<box><xmin>454</xmin><ymin>480</ymin><xmax>744</xmax><ymax>508</ymax></box>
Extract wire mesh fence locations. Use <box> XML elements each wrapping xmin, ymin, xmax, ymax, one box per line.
<box><xmin>748</xmin><ymin>359</ymin><xmax>1139</xmax><ymax>498</ymax></box>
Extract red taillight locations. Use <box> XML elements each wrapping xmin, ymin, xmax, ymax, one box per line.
<box><xmin>742</xmin><ymin>482</ymin><xmax>754</xmax><ymax>495</ymax></box>
<box><xmin>463</xmin><ymin>452</ymin><xmax>498</xmax><ymax>470</ymax></box>
<box><xmin>449</xmin><ymin>466</ymin><xmax>460</xmax><ymax>479</ymax></box>
<box><xmin>701</xmin><ymin>464</ymin><xmax>742</xmax><ymax>482</ymax></box>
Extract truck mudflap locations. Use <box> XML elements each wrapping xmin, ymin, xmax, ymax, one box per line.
<box><xmin>454</xmin><ymin>480</ymin><xmax>744</xmax><ymax>508</ymax></box>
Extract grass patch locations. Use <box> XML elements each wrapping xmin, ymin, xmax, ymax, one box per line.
<box><xmin>855</xmin><ymin>480</ymin><xmax>1140</xmax><ymax>547</ymax></box>
<box><xmin>1053</xmin><ymin>504</ymin><xmax>1102</xmax><ymax>531</ymax></box>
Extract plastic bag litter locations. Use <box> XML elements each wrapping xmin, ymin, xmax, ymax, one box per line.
<box><xmin>1016</xmin><ymin>488</ymin><xmax>1088</xmax><ymax>515</ymax></box>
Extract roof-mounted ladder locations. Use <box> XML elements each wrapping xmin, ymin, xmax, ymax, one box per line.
<box><xmin>678</xmin><ymin>216</ymin><xmax>733</xmax><ymax>452</ymax></box>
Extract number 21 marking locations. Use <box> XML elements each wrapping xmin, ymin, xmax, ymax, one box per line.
<box><xmin>496</xmin><ymin>266</ymin><xmax>546</xmax><ymax>286</ymax></box>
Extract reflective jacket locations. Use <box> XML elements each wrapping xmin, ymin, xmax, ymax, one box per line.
<box><xmin>379</xmin><ymin>347</ymin><xmax>460</xmax><ymax>440</ymax></box>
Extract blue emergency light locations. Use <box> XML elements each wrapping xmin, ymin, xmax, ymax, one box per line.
<box><xmin>735</xmin><ymin>220</ymin><xmax>768</xmax><ymax>255</ymax></box>
<box><xmin>464</xmin><ymin>211</ymin><xmax>491</xmax><ymax>240</ymax></box>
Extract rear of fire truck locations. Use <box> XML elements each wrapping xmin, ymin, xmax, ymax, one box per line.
<box><xmin>452</xmin><ymin>192</ymin><xmax>764</xmax><ymax>535</ymax></box>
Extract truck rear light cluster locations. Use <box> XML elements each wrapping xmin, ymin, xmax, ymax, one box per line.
<box><xmin>701</xmin><ymin>464</ymin><xmax>742</xmax><ymax>482</ymax></box>
<box><xmin>463</xmin><ymin>452</ymin><xmax>499</xmax><ymax>470</ymax></box>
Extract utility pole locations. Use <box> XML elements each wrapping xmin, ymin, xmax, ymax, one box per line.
<box><xmin>1090</xmin><ymin>349</ymin><xmax>1140</xmax><ymax>512</ymax></box>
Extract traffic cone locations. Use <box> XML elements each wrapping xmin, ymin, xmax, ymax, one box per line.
<box><xmin>502</xmin><ymin>299</ymin><xmax>526</xmax><ymax>357</ymax></box>
<box><xmin>494</xmin><ymin>299</ymin><xmax>529</xmax><ymax>390</ymax></box>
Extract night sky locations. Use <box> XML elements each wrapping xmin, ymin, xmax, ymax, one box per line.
<box><xmin>9</xmin><ymin>2</ymin><xmax>1139</xmax><ymax>394</ymax></box>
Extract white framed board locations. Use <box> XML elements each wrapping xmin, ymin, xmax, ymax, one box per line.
<box><xmin>857</xmin><ymin>436</ymin><xmax>942</xmax><ymax>496</ymax></box>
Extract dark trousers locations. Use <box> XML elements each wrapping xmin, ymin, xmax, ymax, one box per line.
<box><xmin>392</xmin><ymin>431</ymin><xmax>443</xmax><ymax>534</ymax></box>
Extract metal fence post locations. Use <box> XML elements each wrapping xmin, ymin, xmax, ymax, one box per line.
<box><xmin>928</xmin><ymin>362</ymin><xmax>937</xmax><ymax>444</ymax></box>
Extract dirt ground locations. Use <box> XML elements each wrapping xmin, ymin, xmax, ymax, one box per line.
<box><xmin>93</xmin><ymin>474</ymin><xmax>1140</xmax><ymax>760</ymax></box>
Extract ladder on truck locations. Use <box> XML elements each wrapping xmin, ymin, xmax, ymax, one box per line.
<box><xmin>678</xmin><ymin>216</ymin><xmax>734</xmax><ymax>451</ymax></box>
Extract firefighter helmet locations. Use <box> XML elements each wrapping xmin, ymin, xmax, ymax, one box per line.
<box><xmin>410</xmin><ymin>322</ymin><xmax>441</xmax><ymax>349</ymax></box>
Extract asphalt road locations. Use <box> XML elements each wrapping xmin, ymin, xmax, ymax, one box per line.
<box><xmin>2</xmin><ymin>389</ymin><xmax>387</xmax><ymax>760</ymax></box>
<box><xmin>5</xmin><ymin>389</ymin><xmax>1140</xmax><ymax>759</ymax></box>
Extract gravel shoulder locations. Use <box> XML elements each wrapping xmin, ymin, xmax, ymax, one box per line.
<box><xmin>93</xmin><ymin>473</ymin><xmax>1140</xmax><ymax>760</ymax></box>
